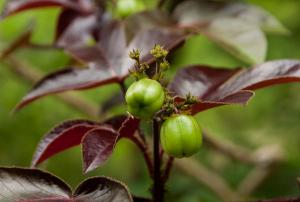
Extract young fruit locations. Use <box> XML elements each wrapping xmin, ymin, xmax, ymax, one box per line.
<box><xmin>116</xmin><ymin>0</ymin><xmax>145</xmax><ymax>18</ymax></box>
<box><xmin>125</xmin><ymin>78</ymin><xmax>165</xmax><ymax>119</ymax></box>
<box><xmin>160</xmin><ymin>115</ymin><xmax>202</xmax><ymax>158</ymax></box>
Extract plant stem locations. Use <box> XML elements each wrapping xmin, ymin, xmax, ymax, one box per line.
<box><xmin>162</xmin><ymin>156</ymin><xmax>174</xmax><ymax>183</ymax></box>
<box><xmin>153</xmin><ymin>119</ymin><xmax>164</xmax><ymax>202</ymax></box>
<box><xmin>131</xmin><ymin>135</ymin><xmax>154</xmax><ymax>177</ymax></box>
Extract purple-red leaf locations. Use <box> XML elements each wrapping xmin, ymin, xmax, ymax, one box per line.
<box><xmin>3</xmin><ymin>0</ymin><xmax>94</xmax><ymax>16</ymax></box>
<box><xmin>0</xmin><ymin>167</ymin><xmax>133</xmax><ymax>201</ymax></box>
<box><xmin>169</xmin><ymin>60</ymin><xmax>300</xmax><ymax>114</ymax></box>
<box><xmin>0</xmin><ymin>167</ymin><xmax>72</xmax><ymax>201</ymax></box>
<box><xmin>74</xmin><ymin>177</ymin><xmax>133</xmax><ymax>201</ymax></box>
<box><xmin>15</xmin><ymin>21</ymin><xmax>186</xmax><ymax>111</ymax></box>
<box><xmin>118</xmin><ymin>117</ymin><xmax>140</xmax><ymax>138</ymax></box>
<box><xmin>32</xmin><ymin>115</ymin><xmax>138</xmax><ymax>171</ymax></box>
<box><xmin>104</xmin><ymin>115</ymin><xmax>128</xmax><ymax>131</ymax></box>
<box><xmin>31</xmin><ymin>120</ymin><xmax>100</xmax><ymax>167</ymax></box>
<box><xmin>56</xmin><ymin>14</ymin><xmax>98</xmax><ymax>48</ymax></box>
<box><xmin>15</xmin><ymin>64</ymin><xmax>119</xmax><ymax>111</ymax></box>
<box><xmin>82</xmin><ymin>127</ymin><xmax>119</xmax><ymax>173</ymax></box>
<box><xmin>81</xmin><ymin>116</ymin><xmax>140</xmax><ymax>173</ymax></box>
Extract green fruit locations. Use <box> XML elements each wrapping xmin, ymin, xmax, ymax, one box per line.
<box><xmin>116</xmin><ymin>0</ymin><xmax>145</xmax><ymax>18</ymax></box>
<box><xmin>160</xmin><ymin>115</ymin><xmax>202</xmax><ymax>158</ymax></box>
<box><xmin>125</xmin><ymin>78</ymin><xmax>165</xmax><ymax>119</ymax></box>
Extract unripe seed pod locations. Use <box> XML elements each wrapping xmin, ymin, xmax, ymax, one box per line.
<box><xmin>125</xmin><ymin>78</ymin><xmax>165</xmax><ymax>119</ymax></box>
<box><xmin>160</xmin><ymin>115</ymin><xmax>202</xmax><ymax>158</ymax></box>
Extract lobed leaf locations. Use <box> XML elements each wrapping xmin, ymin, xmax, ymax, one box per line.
<box><xmin>169</xmin><ymin>60</ymin><xmax>300</xmax><ymax>114</ymax></box>
<box><xmin>0</xmin><ymin>167</ymin><xmax>132</xmax><ymax>202</ymax></box>
<box><xmin>15</xmin><ymin>21</ymin><xmax>186</xmax><ymax>111</ymax></box>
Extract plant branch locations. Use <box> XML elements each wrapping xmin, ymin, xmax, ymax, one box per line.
<box><xmin>131</xmin><ymin>133</ymin><xmax>154</xmax><ymax>177</ymax></box>
<box><xmin>238</xmin><ymin>145</ymin><xmax>283</xmax><ymax>195</ymax></box>
<box><xmin>162</xmin><ymin>156</ymin><xmax>174</xmax><ymax>183</ymax></box>
<box><xmin>203</xmin><ymin>130</ymin><xmax>257</xmax><ymax>164</ymax></box>
<box><xmin>153</xmin><ymin>119</ymin><xmax>164</xmax><ymax>202</ymax></box>
<box><xmin>174</xmin><ymin>158</ymin><xmax>241</xmax><ymax>201</ymax></box>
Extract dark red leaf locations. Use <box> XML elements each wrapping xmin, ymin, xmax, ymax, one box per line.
<box><xmin>56</xmin><ymin>14</ymin><xmax>98</xmax><ymax>48</ymax></box>
<box><xmin>15</xmin><ymin>21</ymin><xmax>186</xmax><ymax>111</ymax></box>
<box><xmin>0</xmin><ymin>167</ymin><xmax>133</xmax><ymax>201</ymax></box>
<box><xmin>0</xmin><ymin>167</ymin><xmax>72</xmax><ymax>201</ymax></box>
<box><xmin>82</xmin><ymin>127</ymin><xmax>119</xmax><ymax>173</ymax></box>
<box><xmin>169</xmin><ymin>60</ymin><xmax>300</xmax><ymax>113</ymax></box>
<box><xmin>104</xmin><ymin>115</ymin><xmax>128</xmax><ymax>131</ymax></box>
<box><xmin>103</xmin><ymin>115</ymin><xmax>140</xmax><ymax>138</ymax></box>
<box><xmin>3</xmin><ymin>0</ymin><xmax>94</xmax><ymax>16</ymax></box>
<box><xmin>15</xmin><ymin>64</ymin><xmax>120</xmax><ymax>111</ymax></box>
<box><xmin>31</xmin><ymin>120</ymin><xmax>100</xmax><ymax>167</ymax></box>
<box><xmin>118</xmin><ymin>117</ymin><xmax>140</xmax><ymax>138</ymax></box>
<box><xmin>74</xmin><ymin>177</ymin><xmax>133</xmax><ymax>201</ymax></box>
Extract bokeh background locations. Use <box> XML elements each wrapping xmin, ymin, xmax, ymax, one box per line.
<box><xmin>0</xmin><ymin>0</ymin><xmax>300</xmax><ymax>201</ymax></box>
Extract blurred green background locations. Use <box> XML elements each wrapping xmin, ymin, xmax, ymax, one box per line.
<box><xmin>0</xmin><ymin>0</ymin><xmax>300</xmax><ymax>201</ymax></box>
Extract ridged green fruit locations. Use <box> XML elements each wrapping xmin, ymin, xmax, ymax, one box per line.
<box><xmin>125</xmin><ymin>78</ymin><xmax>165</xmax><ymax>119</ymax></box>
<box><xmin>160</xmin><ymin>115</ymin><xmax>202</xmax><ymax>158</ymax></box>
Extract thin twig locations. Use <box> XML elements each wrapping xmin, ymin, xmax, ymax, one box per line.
<box><xmin>203</xmin><ymin>130</ymin><xmax>257</xmax><ymax>164</ymax></box>
<box><xmin>162</xmin><ymin>156</ymin><xmax>174</xmax><ymax>183</ymax></box>
<box><xmin>238</xmin><ymin>145</ymin><xmax>283</xmax><ymax>195</ymax></box>
<box><xmin>174</xmin><ymin>158</ymin><xmax>241</xmax><ymax>201</ymax></box>
<box><xmin>131</xmin><ymin>134</ymin><xmax>154</xmax><ymax>177</ymax></box>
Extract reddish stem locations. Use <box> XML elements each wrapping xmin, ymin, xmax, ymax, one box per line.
<box><xmin>131</xmin><ymin>135</ymin><xmax>154</xmax><ymax>177</ymax></box>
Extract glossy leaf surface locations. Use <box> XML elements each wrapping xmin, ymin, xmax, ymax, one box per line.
<box><xmin>169</xmin><ymin>60</ymin><xmax>300</xmax><ymax>114</ymax></box>
<box><xmin>32</xmin><ymin>120</ymin><xmax>100</xmax><ymax>167</ymax></box>
<box><xmin>82</xmin><ymin>127</ymin><xmax>119</xmax><ymax>173</ymax></box>
<box><xmin>0</xmin><ymin>167</ymin><xmax>132</xmax><ymax>202</ymax></box>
